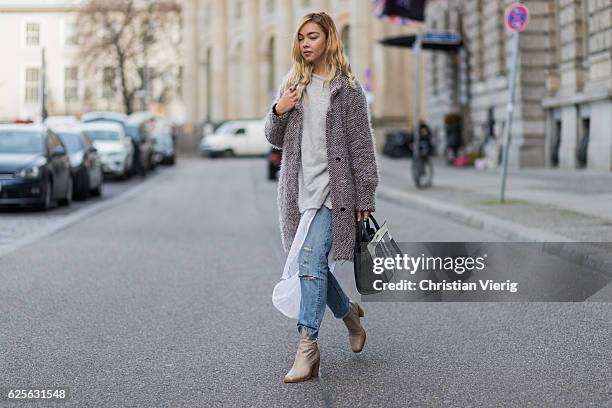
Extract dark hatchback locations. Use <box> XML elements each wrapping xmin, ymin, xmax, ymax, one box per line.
<box><xmin>268</xmin><ymin>147</ymin><xmax>282</xmax><ymax>180</ymax></box>
<box><xmin>55</xmin><ymin>127</ymin><xmax>103</xmax><ymax>200</ymax></box>
<box><xmin>126</xmin><ymin>112</ymin><xmax>157</xmax><ymax>173</ymax></box>
<box><xmin>0</xmin><ymin>124</ymin><xmax>73</xmax><ymax>210</ymax></box>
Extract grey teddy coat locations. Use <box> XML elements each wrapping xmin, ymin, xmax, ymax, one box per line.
<box><xmin>264</xmin><ymin>70</ymin><xmax>379</xmax><ymax>262</ymax></box>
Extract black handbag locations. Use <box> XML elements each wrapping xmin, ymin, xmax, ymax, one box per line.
<box><xmin>353</xmin><ymin>214</ymin><xmax>401</xmax><ymax>295</ymax></box>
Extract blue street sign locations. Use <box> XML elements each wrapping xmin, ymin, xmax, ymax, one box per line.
<box><xmin>422</xmin><ymin>31</ymin><xmax>461</xmax><ymax>45</ymax></box>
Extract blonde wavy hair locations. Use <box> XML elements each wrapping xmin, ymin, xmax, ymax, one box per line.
<box><xmin>284</xmin><ymin>12</ymin><xmax>357</xmax><ymax>100</ymax></box>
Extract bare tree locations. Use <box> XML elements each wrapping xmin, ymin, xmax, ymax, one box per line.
<box><xmin>76</xmin><ymin>0</ymin><xmax>181</xmax><ymax>115</ymax></box>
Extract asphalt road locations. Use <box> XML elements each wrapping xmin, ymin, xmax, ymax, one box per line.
<box><xmin>0</xmin><ymin>158</ymin><xmax>610</xmax><ymax>407</ymax></box>
<box><xmin>0</xmin><ymin>171</ymin><xmax>155</xmax><ymax>252</ymax></box>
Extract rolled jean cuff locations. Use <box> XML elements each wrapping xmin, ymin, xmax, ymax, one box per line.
<box><xmin>337</xmin><ymin>301</ymin><xmax>352</xmax><ymax>320</ymax></box>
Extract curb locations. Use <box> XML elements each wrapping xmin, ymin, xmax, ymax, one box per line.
<box><xmin>377</xmin><ymin>185</ymin><xmax>573</xmax><ymax>242</ymax></box>
<box><xmin>0</xmin><ymin>168</ymin><xmax>176</xmax><ymax>260</ymax></box>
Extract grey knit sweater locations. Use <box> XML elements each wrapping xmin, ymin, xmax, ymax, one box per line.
<box><xmin>298</xmin><ymin>73</ymin><xmax>332</xmax><ymax>213</ymax></box>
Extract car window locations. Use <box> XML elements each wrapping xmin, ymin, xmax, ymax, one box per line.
<box><xmin>82</xmin><ymin>133</ymin><xmax>93</xmax><ymax>148</ymax></box>
<box><xmin>87</xmin><ymin>130</ymin><xmax>121</xmax><ymax>142</ymax></box>
<box><xmin>0</xmin><ymin>130</ymin><xmax>44</xmax><ymax>154</ymax></box>
<box><xmin>215</xmin><ymin>122</ymin><xmax>239</xmax><ymax>134</ymax></box>
<box><xmin>234</xmin><ymin>128</ymin><xmax>246</xmax><ymax>135</ymax></box>
<box><xmin>47</xmin><ymin>131</ymin><xmax>64</xmax><ymax>152</ymax></box>
<box><xmin>125</xmin><ymin>125</ymin><xmax>141</xmax><ymax>141</ymax></box>
<box><xmin>57</xmin><ymin>132</ymin><xmax>84</xmax><ymax>153</ymax></box>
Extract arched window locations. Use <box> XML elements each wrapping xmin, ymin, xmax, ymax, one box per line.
<box><xmin>267</xmin><ymin>37</ymin><xmax>275</xmax><ymax>102</ymax></box>
<box><xmin>206</xmin><ymin>47</ymin><xmax>212</xmax><ymax>121</ymax></box>
<box><xmin>341</xmin><ymin>25</ymin><xmax>350</xmax><ymax>60</ymax></box>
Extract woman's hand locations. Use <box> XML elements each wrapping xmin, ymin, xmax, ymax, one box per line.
<box><xmin>275</xmin><ymin>85</ymin><xmax>298</xmax><ymax>115</ymax></box>
<box><xmin>356</xmin><ymin>210</ymin><xmax>370</xmax><ymax>222</ymax></box>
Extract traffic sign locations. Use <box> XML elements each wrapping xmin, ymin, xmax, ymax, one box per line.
<box><xmin>505</xmin><ymin>3</ymin><xmax>529</xmax><ymax>32</ymax></box>
<box><xmin>422</xmin><ymin>31</ymin><xmax>461</xmax><ymax>45</ymax></box>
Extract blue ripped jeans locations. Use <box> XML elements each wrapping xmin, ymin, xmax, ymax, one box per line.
<box><xmin>297</xmin><ymin>206</ymin><xmax>351</xmax><ymax>340</ymax></box>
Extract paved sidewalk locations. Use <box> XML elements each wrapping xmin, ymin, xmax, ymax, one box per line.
<box><xmin>377</xmin><ymin>156</ymin><xmax>612</xmax><ymax>288</ymax></box>
<box><xmin>378</xmin><ymin>156</ymin><xmax>612</xmax><ymax>242</ymax></box>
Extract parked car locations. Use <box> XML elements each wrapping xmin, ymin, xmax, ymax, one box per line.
<box><xmin>268</xmin><ymin>147</ymin><xmax>282</xmax><ymax>180</ymax></box>
<box><xmin>54</xmin><ymin>126</ymin><xmax>103</xmax><ymax>199</ymax></box>
<box><xmin>81</xmin><ymin>111</ymin><xmax>128</xmax><ymax>128</ymax></box>
<box><xmin>44</xmin><ymin>115</ymin><xmax>79</xmax><ymax>128</ymax></box>
<box><xmin>80</xmin><ymin>122</ymin><xmax>133</xmax><ymax>179</ymax></box>
<box><xmin>199</xmin><ymin>120</ymin><xmax>269</xmax><ymax>157</ymax></box>
<box><xmin>0</xmin><ymin>124</ymin><xmax>72</xmax><ymax>210</ymax></box>
<box><xmin>150</xmin><ymin>118</ymin><xmax>176</xmax><ymax>166</ymax></box>
<box><xmin>81</xmin><ymin>111</ymin><xmax>140</xmax><ymax>176</ymax></box>
<box><xmin>152</xmin><ymin>131</ymin><xmax>176</xmax><ymax>165</ymax></box>
<box><xmin>126</xmin><ymin>112</ymin><xmax>157</xmax><ymax>174</ymax></box>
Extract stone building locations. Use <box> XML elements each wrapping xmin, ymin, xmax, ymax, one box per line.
<box><xmin>182</xmin><ymin>0</ymin><xmax>426</xmax><ymax>151</ymax></box>
<box><xmin>0</xmin><ymin>0</ymin><xmax>183</xmax><ymax>121</ymax></box>
<box><xmin>424</xmin><ymin>0</ymin><xmax>611</xmax><ymax>171</ymax></box>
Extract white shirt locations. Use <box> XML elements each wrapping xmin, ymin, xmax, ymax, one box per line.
<box><xmin>272</xmin><ymin>208</ymin><xmax>337</xmax><ymax>319</ymax></box>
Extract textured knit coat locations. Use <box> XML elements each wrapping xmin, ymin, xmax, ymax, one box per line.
<box><xmin>264</xmin><ymin>71</ymin><xmax>379</xmax><ymax>262</ymax></box>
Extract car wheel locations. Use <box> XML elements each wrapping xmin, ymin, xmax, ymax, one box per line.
<box><xmin>76</xmin><ymin>170</ymin><xmax>90</xmax><ymax>200</ymax></box>
<box><xmin>58</xmin><ymin>177</ymin><xmax>73</xmax><ymax>206</ymax></box>
<box><xmin>224</xmin><ymin>149</ymin><xmax>235</xmax><ymax>158</ymax></box>
<box><xmin>91</xmin><ymin>182</ymin><xmax>102</xmax><ymax>197</ymax></box>
<box><xmin>121</xmin><ymin>163</ymin><xmax>130</xmax><ymax>180</ymax></box>
<box><xmin>268</xmin><ymin>164</ymin><xmax>276</xmax><ymax>180</ymax></box>
<box><xmin>38</xmin><ymin>177</ymin><xmax>52</xmax><ymax>211</ymax></box>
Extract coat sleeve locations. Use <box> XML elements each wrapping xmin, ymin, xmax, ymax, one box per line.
<box><xmin>264</xmin><ymin>80</ymin><xmax>291</xmax><ymax>150</ymax></box>
<box><xmin>345</xmin><ymin>80</ymin><xmax>379</xmax><ymax>212</ymax></box>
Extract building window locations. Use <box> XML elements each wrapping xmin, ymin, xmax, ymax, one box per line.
<box><xmin>431</xmin><ymin>21</ymin><xmax>438</xmax><ymax>97</ymax></box>
<box><xmin>102</xmin><ymin>67</ymin><xmax>116</xmax><ymax>98</ymax></box>
<box><xmin>234</xmin><ymin>1</ymin><xmax>242</xmax><ymax>19</ymax></box>
<box><xmin>203</xmin><ymin>3</ymin><xmax>211</xmax><ymax>25</ymax></box>
<box><xmin>177</xmin><ymin>66</ymin><xmax>183</xmax><ymax>97</ymax></box>
<box><xmin>341</xmin><ymin>25</ymin><xmax>350</xmax><ymax>60</ymax></box>
<box><xmin>25</xmin><ymin>67</ymin><xmax>40</xmax><ymax>102</ymax></box>
<box><xmin>25</xmin><ymin>22</ymin><xmax>40</xmax><ymax>47</ymax></box>
<box><xmin>266</xmin><ymin>0</ymin><xmax>274</xmax><ymax>14</ymax></box>
<box><xmin>497</xmin><ymin>0</ymin><xmax>506</xmax><ymax>75</ymax></box>
<box><xmin>268</xmin><ymin>37</ymin><xmax>275</xmax><ymax>102</ymax></box>
<box><xmin>138</xmin><ymin>66</ymin><xmax>155</xmax><ymax>98</ymax></box>
<box><xmin>551</xmin><ymin>119</ymin><xmax>561</xmax><ymax>167</ymax></box>
<box><xmin>64</xmin><ymin>21</ymin><xmax>78</xmax><ymax>46</ymax></box>
<box><xmin>64</xmin><ymin>67</ymin><xmax>79</xmax><ymax>101</ymax></box>
<box><xmin>580</xmin><ymin>0</ymin><xmax>589</xmax><ymax>67</ymax></box>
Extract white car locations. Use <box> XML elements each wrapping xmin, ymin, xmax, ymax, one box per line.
<box><xmin>43</xmin><ymin>116</ymin><xmax>78</xmax><ymax>128</ymax></box>
<box><xmin>200</xmin><ymin>120</ymin><xmax>269</xmax><ymax>157</ymax></box>
<box><xmin>79</xmin><ymin>122</ymin><xmax>133</xmax><ymax>178</ymax></box>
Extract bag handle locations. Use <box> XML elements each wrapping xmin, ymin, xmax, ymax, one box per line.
<box><xmin>357</xmin><ymin>214</ymin><xmax>380</xmax><ymax>244</ymax></box>
<box><xmin>365</xmin><ymin>214</ymin><xmax>380</xmax><ymax>230</ymax></box>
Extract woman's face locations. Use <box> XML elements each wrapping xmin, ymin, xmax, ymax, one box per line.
<box><xmin>298</xmin><ymin>21</ymin><xmax>326</xmax><ymax>64</ymax></box>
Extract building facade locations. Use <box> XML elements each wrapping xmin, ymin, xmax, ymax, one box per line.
<box><xmin>425</xmin><ymin>0</ymin><xmax>612</xmax><ymax>171</ymax></box>
<box><xmin>182</xmin><ymin>0</ymin><xmax>426</xmax><ymax>150</ymax></box>
<box><xmin>0</xmin><ymin>0</ymin><xmax>183</xmax><ymax>121</ymax></box>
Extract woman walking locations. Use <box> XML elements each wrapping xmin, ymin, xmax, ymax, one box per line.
<box><xmin>264</xmin><ymin>12</ymin><xmax>379</xmax><ymax>383</ymax></box>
